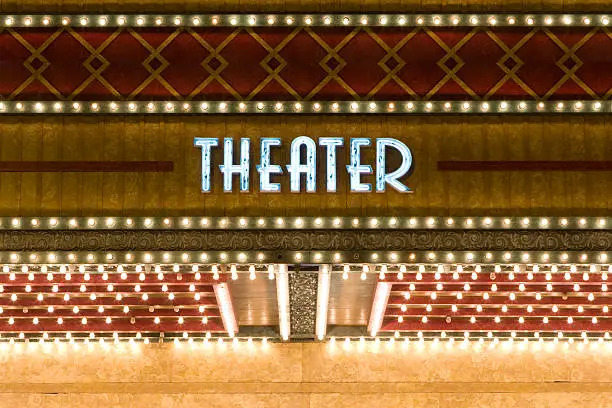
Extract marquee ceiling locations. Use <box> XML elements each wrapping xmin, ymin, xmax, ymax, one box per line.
<box><xmin>0</xmin><ymin>216</ymin><xmax>606</xmax><ymax>345</ymax></box>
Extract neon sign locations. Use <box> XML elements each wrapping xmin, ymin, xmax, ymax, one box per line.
<box><xmin>194</xmin><ymin>136</ymin><xmax>412</xmax><ymax>193</ymax></box>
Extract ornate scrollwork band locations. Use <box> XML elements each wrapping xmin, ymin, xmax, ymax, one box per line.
<box><xmin>0</xmin><ymin>229</ymin><xmax>610</xmax><ymax>252</ymax></box>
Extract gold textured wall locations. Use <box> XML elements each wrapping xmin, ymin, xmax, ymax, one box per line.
<box><xmin>0</xmin><ymin>342</ymin><xmax>610</xmax><ymax>407</ymax></box>
<box><xmin>0</xmin><ymin>116</ymin><xmax>610</xmax><ymax>216</ymax></box>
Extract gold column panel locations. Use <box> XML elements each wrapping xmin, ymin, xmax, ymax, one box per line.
<box><xmin>0</xmin><ymin>116</ymin><xmax>610</xmax><ymax>217</ymax></box>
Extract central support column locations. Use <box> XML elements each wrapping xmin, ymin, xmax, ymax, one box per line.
<box><xmin>288</xmin><ymin>269</ymin><xmax>318</xmax><ymax>340</ymax></box>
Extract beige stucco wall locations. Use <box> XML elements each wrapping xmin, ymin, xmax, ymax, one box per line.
<box><xmin>0</xmin><ymin>341</ymin><xmax>610</xmax><ymax>407</ymax></box>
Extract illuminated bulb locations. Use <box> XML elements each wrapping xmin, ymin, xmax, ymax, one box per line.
<box><xmin>588</xmin><ymin>293</ymin><xmax>595</xmax><ymax>301</ymax></box>
<box><xmin>502</xmin><ymin>305</ymin><xmax>508</xmax><ymax>312</ymax></box>
<box><xmin>509</xmin><ymin>293</ymin><xmax>516</xmax><ymax>301</ymax></box>
<box><xmin>552</xmin><ymin>305</ymin><xmax>559</xmax><ymax>313</ymax></box>
<box><xmin>451</xmin><ymin>305</ymin><xmax>458</xmax><ymax>312</ymax></box>
<box><xmin>105</xmin><ymin>317</ymin><xmax>111</xmax><ymax>324</ymax></box>
<box><xmin>98</xmin><ymin>306</ymin><xmax>104</xmax><ymax>313</ymax></box>
<box><xmin>491</xmin><ymin>283</ymin><xmax>497</xmax><ymax>292</ymax></box>
<box><xmin>567</xmin><ymin>316</ymin><xmax>573</xmax><ymax>324</ymax></box>
<box><xmin>494</xmin><ymin>316</ymin><xmax>500</xmax><ymax>323</ymax></box>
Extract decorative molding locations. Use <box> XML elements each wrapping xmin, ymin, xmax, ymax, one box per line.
<box><xmin>1</xmin><ymin>229</ymin><xmax>612</xmax><ymax>252</ymax></box>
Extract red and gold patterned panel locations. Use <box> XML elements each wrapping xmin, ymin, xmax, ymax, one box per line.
<box><xmin>380</xmin><ymin>266</ymin><xmax>610</xmax><ymax>337</ymax></box>
<box><xmin>2</xmin><ymin>27</ymin><xmax>612</xmax><ymax>101</ymax></box>
<box><xmin>0</xmin><ymin>266</ymin><xmax>230</xmax><ymax>340</ymax></box>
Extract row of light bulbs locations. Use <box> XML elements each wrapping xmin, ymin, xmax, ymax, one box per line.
<box><xmin>395</xmin><ymin>315</ymin><xmax>605</xmax><ymax>324</ymax></box>
<box><xmin>394</xmin><ymin>304</ymin><xmax>611</xmax><ymax>314</ymax></box>
<box><xmin>3</xmin><ymin>263</ymin><xmax>611</xmax><ymax>273</ymax></box>
<box><xmin>2</xmin><ymin>315</ymin><xmax>209</xmax><ymax>324</ymax></box>
<box><xmin>329</xmin><ymin>336</ymin><xmax>612</xmax><ymax>350</ymax></box>
<box><xmin>0</xmin><ymin>265</ymin><xmax>271</xmax><ymax>281</ymax></box>
<box><xmin>0</xmin><ymin>101</ymin><xmax>609</xmax><ymax>115</ymax></box>
<box><xmin>0</xmin><ymin>334</ymin><xmax>267</xmax><ymax>344</ymax></box>
<box><xmin>0</xmin><ymin>216</ymin><xmax>609</xmax><ymax>230</ymax></box>
<box><xmin>1</xmin><ymin>251</ymin><xmax>612</xmax><ymax>264</ymax></box>
<box><xmin>1</xmin><ymin>14</ymin><xmax>611</xmax><ymax>27</ymax></box>
<box><xmin>0</xmin><ymin>305</ymin><xmax>211</xmax><ymax>314</ymax></box>
<box><xmin>339</xmin><ymin>331</ymin><xmax>612</xmax><ymax>341</ymax></box>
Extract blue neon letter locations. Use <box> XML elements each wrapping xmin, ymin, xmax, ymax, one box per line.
<box><xmin>346</xmin><ymin>138</ymin><xmax>372</xmax><ymax>192</ymax></box>
<box><xmin>376</xmin><ymin>138</ymin><xmax>413</xmax><ymax>192</ymax></box>
<box><xmin>319</xmin><ymin>137</ymin><xmax>343</xmax><ymax>192</ymax></box>
<box><xmin>219</xmin><ymin>138</ymin><xmax>250</xmax><ymax>192</ymax></box>
<box><xmin>257</xmin><ymin>138</ymin><xmax>283</xmax><ymax>192</ymax></box>
<box><xmin>194</xmin><ymin>138</ymin><xmax>219</xmax><ymax>192</ymax></box>
<box><xmin>287</xmin><ymin>136</ymin><xmax>317</xmax><ymax>192</ymax></box>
